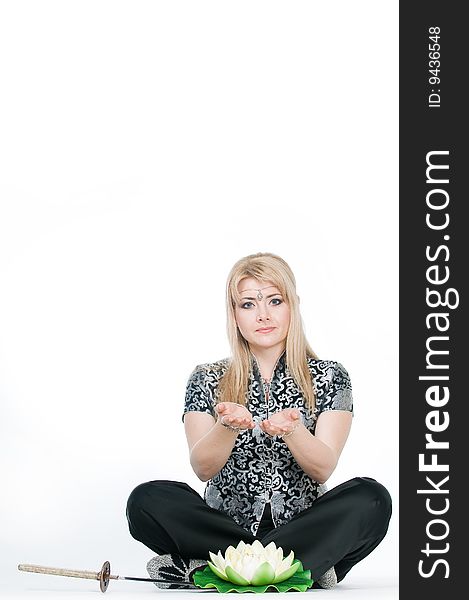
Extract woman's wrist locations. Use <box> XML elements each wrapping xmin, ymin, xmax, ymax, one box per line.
<box><xmin>280</xmin><ymin>421</ymin><xmax>301</xmax><ymax>439</ymax></box>
<box><xmin>218</xmin><ymin>417</ymin><xmax>241</xmax><ymax>434</ymax></box>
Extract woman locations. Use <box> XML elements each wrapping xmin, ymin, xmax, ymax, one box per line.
<box><xmin>126</xmin><ymin>252</ymin><xmax>392</xmax><ymax>589</ymax></box>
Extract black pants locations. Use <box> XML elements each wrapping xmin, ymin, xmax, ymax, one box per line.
<box><xmin>126</xmin><ymin>477</ymin><xmax>392</xmax><ymax>583</ymax></box>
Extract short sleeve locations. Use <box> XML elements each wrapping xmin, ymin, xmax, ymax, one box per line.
<box><xmin>320</xmin><ymin>362</ymin><xmax>354</xmax><ymax>414</ymax></box>
<box><xmin>182</xmin><ymin>366</ymin><xmax>216</xmax><ymax>423</ymax></box>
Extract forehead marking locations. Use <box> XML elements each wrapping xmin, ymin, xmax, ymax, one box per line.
<box><xmin>239</xmin><ymin>285</ymin><xmax>277</xmax><ymax>300</ymax></box>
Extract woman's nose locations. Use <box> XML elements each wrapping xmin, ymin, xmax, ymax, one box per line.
<box><xmin>256</xmin><ymin>305</ymin><xmax>270</xmax><ymax>322</ymax></box>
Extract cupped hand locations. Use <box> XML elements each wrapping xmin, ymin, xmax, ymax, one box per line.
<box><xmin>260</xmin><ymin>408</ymin><xmax>301</xmax><ymax>437</ymax></box>
<box><xmin>216</xmin><ymin>402</ymin><xmax>256</xmax><ymax>430</ymax></box>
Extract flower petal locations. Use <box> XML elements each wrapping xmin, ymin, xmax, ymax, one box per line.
<box><xmin>273</xmin><ymin>561</ymin><xmax>300</xmax><ymax>583</ymax></box>
<box><xmin>207</xmin><ymin>561</ymin><xmax>230</xmax><ymax>582</ymax></box>
<box><xmin>264</xmin><ymin>541</ymin><xmax>277</xmax><ymax>554</ymax></box>
<box><xmin>239</xmin><ymin>556</ymin><xmax>260</xmax><ymax>582</ymax></box>
<box><xmin>209</xmin><ymin>552</ymin><xmax>226</xmax><ymax>573</ymax></box>
<box><xmin>252</xmin><ymin>540</ymin><xmax>265</xmax><ymax>555</ymax></box>
<box><xmin>251</xmin><ymin>561</ymin><xmax>276</xmax><ymax>586</ymax></box>
<box><xmin>226</xmin><ymin>546</ymin><xmax>241</xmax><ymax>566</ymax></box>
<box><xmin>278</xmin><ymin>550</ymin><xmax>294</xmax><ymax>571</ymax></box>
<box><xmin>225</xmin><ymin>565</ymin><xmax>250</xmax><ymax>586</ymax></box>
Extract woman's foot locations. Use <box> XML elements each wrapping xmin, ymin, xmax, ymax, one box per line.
<box><xmin>316</xmin><ymin>566</ymin><xmax>337</xmax><ymax>589</ymax></box>
<box><xmin>146</xmin><ymin>554</ymin><xmax>207</xmax><ymax>589</ymax></box>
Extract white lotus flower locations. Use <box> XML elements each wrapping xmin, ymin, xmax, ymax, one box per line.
<box><xmin>208</xmin><ymin>540</ymin><xmax>300</xmax><ymax>586</ymax></box>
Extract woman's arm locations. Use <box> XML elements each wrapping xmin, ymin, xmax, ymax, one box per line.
<box><xmin>184</xmin><ymin>413</ymin><xmax>238</xmax><ymax>482</ymax></box>
<box><xmin>285</xmin><ymin>410</ymin><xmax>352</xmax><ymax>483</ymax></box>
<box><xmin>184</xmin><ymin>403</ymin><xmax>255</xmax><ymax>482</ymax></box>
<box><xmin>260</xmin><ymin>409</ymin><xmax>352</xmax><ymax>484</ymax></box>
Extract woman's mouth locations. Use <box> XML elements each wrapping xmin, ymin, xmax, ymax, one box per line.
<box><xmin>256</xmin><ymin>327</ymin><xmax>275</xmax><ymax>334</ymax></box>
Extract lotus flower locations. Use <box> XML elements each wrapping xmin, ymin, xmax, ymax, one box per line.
<box><xmin>208</xmin><ymin>540</ymin><xmax>300</xmax><ymax>586</ymax></box>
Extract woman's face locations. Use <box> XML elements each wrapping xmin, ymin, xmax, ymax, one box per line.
<box><xmin>234</xmin><ymin>277</ymin><xmax>291</xmax><ymax>355</ymax></box>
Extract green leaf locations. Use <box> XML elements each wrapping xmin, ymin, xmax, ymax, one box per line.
<box><xmin>193</xmin><ymin>561</ymin><xmax>314</xmax><ymax>593</ymax></box>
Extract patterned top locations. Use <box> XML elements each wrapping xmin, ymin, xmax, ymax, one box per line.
<box><xmin>182</xmin><ymin>353</ymin><xmax>353</xmax><ymax>536</ymax></box>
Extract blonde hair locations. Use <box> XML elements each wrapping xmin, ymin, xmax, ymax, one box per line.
<box><xmin>218</xmin><ymin>252</ymin><xmax>318</xmax><ymax>412</ymax></box>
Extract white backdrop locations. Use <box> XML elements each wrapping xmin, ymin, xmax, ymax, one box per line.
<box><xmin>0</xmin><ymin>1</ymin><xmax>398</xmax><ymax>595</ymax></box>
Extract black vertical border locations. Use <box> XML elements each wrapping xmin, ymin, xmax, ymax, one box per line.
<box><xmin>400</xmin><ymin>2</ymin><xmax>465</xmax><ymax>598</ymax></box>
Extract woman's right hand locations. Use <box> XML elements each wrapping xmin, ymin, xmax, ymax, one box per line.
<box><xmin>215</xmin><ymin>402</ymin><xmax>255</xmax><ymax>430</ymax></box>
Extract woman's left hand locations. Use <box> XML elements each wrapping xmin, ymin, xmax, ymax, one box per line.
<box><xmin>260</xmin><ymin>408</ymin><xmax>301</xmax><ymax>437</ymax></box>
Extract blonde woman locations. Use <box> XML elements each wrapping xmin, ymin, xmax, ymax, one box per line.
<box><xmin>126</xmin><ymin>252</ymin><xmax>391</xmax><ymax>589</ymax></box>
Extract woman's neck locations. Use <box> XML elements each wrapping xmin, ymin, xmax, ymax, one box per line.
<box><xmin>251</xmin><ymin>346</ymin><xmax>285</xmax><ymax>381</ymax></box>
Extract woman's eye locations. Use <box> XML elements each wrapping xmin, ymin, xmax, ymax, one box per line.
<box><xmin>241</xmin><ymin>301</ymin><xmax>254</xmax><ymax>309</ymax></box>
<box><xmin>270</xmin><ymin>298</ymin><xmax>283</xmax><ymax>305</ymax></box>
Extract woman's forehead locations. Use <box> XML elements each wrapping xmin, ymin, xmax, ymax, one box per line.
<box><xmin>237</xmin><ymin>277</ymin><xmax>279</xmax><ymax>294</ymax></box>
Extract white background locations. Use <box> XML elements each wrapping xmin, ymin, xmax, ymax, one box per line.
<box><xmin>0</xmin><ymin>1</ymin><xmax>398</xmax><ymax>597</ymax></box>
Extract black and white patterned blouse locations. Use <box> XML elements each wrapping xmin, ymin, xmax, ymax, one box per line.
<box><xmin>182</xmin><ymin>352</ymin><xmax>353</xmax><ymax>536</ymax></box>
